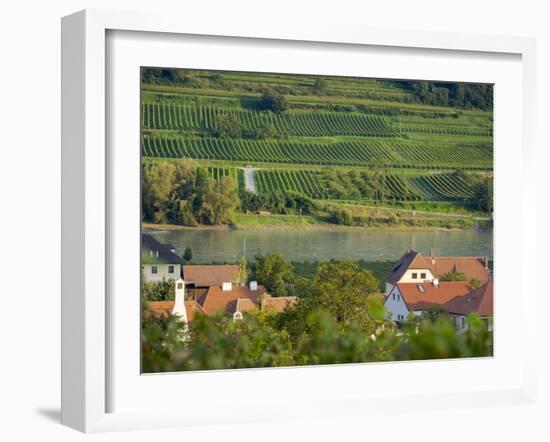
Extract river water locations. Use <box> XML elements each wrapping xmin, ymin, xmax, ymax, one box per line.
<box><xmin>146</xmin><ymin>228</ymin><xmax>493</xmax><ymax>263</ymax></box>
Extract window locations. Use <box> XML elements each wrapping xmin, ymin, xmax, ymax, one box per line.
<box><xmin>168</xmin><ymin>265</ymin><xmax>175</xmax><ymax>274</ymax></box>
<box><xmin>412</xmin><ymin>272</ymin><xmax>418</xmax><ymax>279</ymax></box>
<box><xmin>151</xmin><ymin>266</ymin><xmax>158</xmax><ymax>274</ymax></box>
<box><xmin>417</xmin><ymin>284</ymin><xmax>425</xmax><ymax>294</ymax></box>
<box><xmin>177</xmin><ymin>282</ymin><xmax>183</xmax><ymax>290</ymax></box>
<box><xmin>392</xmin><ymin>293</ymin><xmax>395</xmax><ymax>300</ymax></box>
<box><xmin>397</xmin><ymin>294</ymin><xmax>401</xmax><ymax>301</ymax></box>
<box><xmin>421</xmin><ymin>272</ymin><xmax>426</xmax><ymax>279</ymax></box>
<box><xmin>461</xmin><ymin>317</ymin><xmax>466</xmax><ymax>329</ymax></box>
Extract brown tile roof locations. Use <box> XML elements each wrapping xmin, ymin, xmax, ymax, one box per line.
<box><xmin>396</xmin><ymin>281</ymin><xmax>472</xmax><ymax>311</ymax></box>
<box><xmin>262</xmin><ymin>296</ymin><xmax>298</xmax><ymax>313</ymax></box>
<box><xmin>235</xmin><ymin>298</ymin><xmax>257</xmax><ymax>313</ymax></box>
<box><xmin>386</xmin><ymin>250</ymin><xmax>419</xmax><ymax>284</ymax></box>
<box><xmin>183</xmin><ymin>265</ymin><xmax>239</xmax><ymax>288</ymax></box>
<box><xmin>184</xmin><ymin>301</ymin><xmax>208</xmax><ymax>321</ymax></box>
<box><xmin>146</xmin><ymin>301</ymin><xmax>174</xmax><ymax>318</ymax></box>
<box><xmin>409</xmin><ymin>255</ymin><xmax>490</xmax><ymax>283</ymax></box>
<box><xmin>197</xmin><ymin>285</ymin><xmax>269</xmax><ymax>315</ymax></box>
<box><xmin>146</xmin><ymin>300</ymin><xmax>207</xmax><ymax>321</ymax></box>
<box><xmin>443</xmin><ymin>281</ymin><xmax>493</xmax><ymax>316</ymax></box>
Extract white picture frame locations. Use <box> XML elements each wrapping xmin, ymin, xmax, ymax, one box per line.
<box><xmin>61</xmin><ymin>9</ymin><xmax>537</xmax><ymax>433</ymax></box>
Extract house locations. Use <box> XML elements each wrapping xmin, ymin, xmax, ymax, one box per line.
<box><xmin>147</xmin><ymin>278</ymin><xmax>297</xmax><ymax>324</ymax></box>
<box><xmin>183</xmin><ymin>264</ymin><xmax>240</xmax><ymax>288</ymax></box>
<box><xmin>385</xmin><ymin>280</ymin><xmax>472</xmax><ymax>322</ymax></box>
<box><xmin>385</xmin><ymin>249</ymin><xmax>490</xmax><ymax>294</ymax></box>
<box><xmin>141</xmin><ymin>234</ymin><xmax>183</xmax><ymax>282</ymax></box>
<box><xmin>444</xmin><ymin>281</ymin><xmax>493</xmax><ymax>331</ymax></box>
<box><xmin>196</xmin><ymin>281</ymin><xmax>297</xmax><ymax>321</ymax></box>
<box><xmin>183</xmin><ymin>264</ymin><xmax>241</xmax><ymax>298</ymax></box>
<box><xmin>147</xmin><ymin>278</ymin><xmax>208</xmax><ymax>334</ymax></box>
<box><xmin>384</xmin><ymin>278</ymin><xmax>494</xmax><ymax>331</ymax></box>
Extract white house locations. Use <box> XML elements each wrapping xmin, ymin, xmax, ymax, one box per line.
<box><xmin>141</xmin><ymin>233</ymin><xmax>184</xmax><ymax>283</ymax></box>
<box><xmin>384</xmin><ymin>279</ymin><xmax>493</xmax><ymax>331</ymax></box>
<box><xmin>385</xmin><ymin>250</ymin><xmax>490</xmax><ymax>295</ymax></box>
<box><xmin>385</xmin><ymin>280</ymin><xmax>472</xmax><ymax>322</ymax></box>
<box><xmin>444</xmin><ymin>281</ymin><xmax>493</xmax><ymax>331</ymax></box>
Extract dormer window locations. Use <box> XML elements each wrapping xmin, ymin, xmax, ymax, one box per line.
<box><xmin>420</xmin><ymin>272</ymin><xmax>426</xmax><ymax>279</ymax></box>
<box><xmin>412</xmin><ymin>272</ymin><xmax>418</xmax><ymax>279</ymax></box>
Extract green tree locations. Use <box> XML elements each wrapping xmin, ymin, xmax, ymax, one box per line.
<box><xmin>279</xmin><ymin>261</ymin><xmax>386</xmax><ymax>340</ymax></box>
<box><xmin>329</xmin><ymin>207</ymin><xmax>353</xmax><ymax>226</ymax></box>
<box><xmin>253</xmin><ymin>252</ymin><xmax>294</xmax><ymax>296</ymax></box>
<box><xmin>313</xmin><ymin>77</ymin><xmax>328</xmax><ymax>93</ymax></box>
<box><xmin>439</xmin><ymin>265</ymin><xmax>466</xmax><ymax>281</ymax></box>
<box><xmin>471</xmin><ymin>177</ymin><xmax>493</xmax><ymax>212</ymax></box>
<box><xmin>258</xmin><ymin>90</ymin><xmax>287</xmax><ymax>113</ymax></box>
<box><xmin>183</xmin><ymin>246</ymin><xmax>193</xmax><ymax>263</ymax></box>
<box><xmin>254</xmin><ymin>123</ymin><xmax>277</xmax><ymax>139</ymax></box>
<box><xmin>212</xmin><ymin>113</ymin><xmax>243</xmax><ymax>138</ymax></box>
<box><xmin>469</xmin><ymin>277</ymin><xmax>481</xmax><ymax>289</ymax></box>
<box><xmin>142</xmin><ymin>160</ymin><xmax>177</xmax><ymax>224</ymax></box>
<box><xmin>200</xmin><ymin>175</ymin><xmax>239</xmax><ymax>225</ymax></box>
<box><xmin>142</xmin><ymin>279</ymin><xmax>176</xmax><ymax>302</ymax></box>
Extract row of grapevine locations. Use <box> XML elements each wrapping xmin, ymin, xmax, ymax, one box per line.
<box><xmin>141</xmin><ymin>103</ymin><xmax>398</xmax><ymax>138</ymax></box>
<box><xmin>203</xmin><ymin>166</ymin><xmax>244</xmax><ymax>190</ymax></box>
<box><xmin>411</xmin><ymin>174</ymin><xmax>474</xmax><ymax>200</ymax></box>
<box><xmin>399</xmin><ymin>123</ymin><xmax>492</xmax><ymax>137</ymax></box>
<box><xmin>254</xmin><ymin>170</ymin><xmax>328</xmax><ymax>199</ymax></box>
<box><xmin>141</xmin><ymin>134</ymin><xmax>492</xmax><ymax>169</ymax></box>
<box><xmin>383</xmin><ymin>175</ymin><xmax>422</xmax><ymax>201</ymax></box>
<box><xmin>254</xmin><ymin>168</ymin><xmax>430</xmax><ymax>202</ymax></box>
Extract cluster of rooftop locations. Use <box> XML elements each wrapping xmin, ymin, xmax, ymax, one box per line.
<box><xmin>384</xmin><ymin>250</ymin><xmax>493</xmax><ymax>330</ymax></box>
<box><xmin>142</xmin><ymin>234</ymin><xmax>296</xmax><ymax>325</ymax></box>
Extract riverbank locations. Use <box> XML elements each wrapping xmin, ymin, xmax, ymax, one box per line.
<box><xmin>144</xmin><ymin>212</ymin><xmax>490</xmax><ymax>233</ymax></box>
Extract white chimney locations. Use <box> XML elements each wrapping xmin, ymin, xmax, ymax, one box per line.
<box><xmin>172</xmin><ymin>278</ymin><xmax>188</xmax><ymax>325</ymax></box>
<box><xmin>222</xmin><ymin>282</ymin><xmax>232</xmax><ymax>292</ymax></box>
<box><xmin>249</xmin><ymin>281</ymin><xmax>258</xmax><ymax>291</ymax></box>
<box><xmin>433</xmin><ymin>278</ymin><xmax>439</xmax><ymax>288</ymax></box>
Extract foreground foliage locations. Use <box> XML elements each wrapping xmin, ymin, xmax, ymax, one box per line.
<box><xmin>142</xmin><ymin>261</ymin><xmax>492</xmax><ymax>372</ymax></box>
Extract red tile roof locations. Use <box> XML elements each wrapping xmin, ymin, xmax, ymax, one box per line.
<box><xmin>183</xmin><ymin>265</ymin><xmax>239</xmax><ymax>288</ymax></box>
<box><xmin>235</xmin><ymin>298</ymin><xmax>257</xmax><ymax>313</ymax></box>
<box><xmin>262</xmin><ymin>296</ymin><xmax>298</xmax><ymax>313</ymax></box>
<box><xmin>387</xmin><ymin>250</ymin><xmax>490</xmax><ymax>284</ymax></box>
<box><xmin>197</xmin><ymin>285</ymin><xmax>269</xmax><ymax>315</ymax></box>
<box><xmin>409</xmin><ymin>255</ymin><xmax>490</xmax><ymax>283</ymax></box>
<box><xmin>146</xmin><ymin>300</ymin><xmax>207</xmax><ymax>321</ymax></box>
<box><xmin>396</xmin><ymin>281</ymin><xmax>472</xmax><ymax>311</ymax></box>
<box><xmin>443</xmin><ymin>281</ymin><xmax>493</xmax><ymax>316</ymax></box>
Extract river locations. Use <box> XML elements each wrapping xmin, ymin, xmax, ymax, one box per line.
<box><xmin>146</xmin><ymin>228</ymin><xmax>493</xmax><ymax>263</ymax></box>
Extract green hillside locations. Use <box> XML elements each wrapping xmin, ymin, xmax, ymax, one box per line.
<box><xmin>141</xmin><ymin>69</ymin><xmax>493</xmax><ymax>213</ymax></box>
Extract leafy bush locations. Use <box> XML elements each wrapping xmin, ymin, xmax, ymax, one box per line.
<box><xmin>258</xmin><ymin>90</ymin><xmax>287</xmax><ymax>113</ymax></box>
<box><xmin>212</xmin><ymin>114</ymin><xmax>242</xmax><ymax>138</ymax></box>
<box><xmin>329</xmin><ymin>207</ymin><xmax>353</xmax><ymax>226</ymax></box>
<box><xmin>253</xmin><ymin>123</ymin><xmax>277</xmax><ymax>139</ymax></box>
<box><xmin>142</xmin><ymin>279</ymin><xmax>175</xmax><ymax>302</ymax></box>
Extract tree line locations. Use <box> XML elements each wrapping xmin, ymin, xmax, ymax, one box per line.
<box><xmin>142</xmin><ymin>159</ymin><xmax>239</xmax><ymax>226</ymax></box>
<box><xmin>398</xmin><ymin>81</ymin><xmax>493</xmax><ymax>111</ymax></box>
